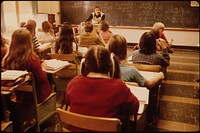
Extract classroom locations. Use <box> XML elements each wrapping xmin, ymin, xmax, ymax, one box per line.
<box><xmin>1</xmin><ymin>1</ymin><xmax>199</xmax><ymax>132</ymax></box>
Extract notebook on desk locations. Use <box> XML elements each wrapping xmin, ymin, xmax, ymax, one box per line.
<box><xmin>126</xmin><ymin>84</ymin><xmax>149</xmax><ymax>114</ymax></box>
<box><xmin>42</xmin><ymin>59</ymin><xmax>70</xmax><ymax>74</ymax></box>
<box><xmin>1</xmin><ymin>70</ymin><xmax>28</xmax><ymax>80</ymax></box>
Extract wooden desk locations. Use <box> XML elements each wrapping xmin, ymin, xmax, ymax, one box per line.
<box><xmin>126</xmin><ymin>84</ymin><xmax>149</xmax><ymax>131</ymax></box>
<box><xmin>126</xmin><ymin>85</ymin><xmax>149</xmax><ymax>115</ymax></box>
<box><xmin>139</xmin><ymin>70</ymin><xmax>164</xmax><ymax>83</ymax></box>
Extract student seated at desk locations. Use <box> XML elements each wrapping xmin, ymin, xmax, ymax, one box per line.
<box><xmin>78</xmin><ymin>22</ymin><xmax>105</xmax><ymax>48</ymax></box>
<box><xmin>132</xmin><ymin>32</ymin><xmax>170</xmax><ymax>68</ymax></box>
<box><xmin>98</xmin><ymin>20</ymin><xmax>113</xmax><ymax>45</ymax></box>
<box><xmin>2</xmin><ymin>29</ymin><xmax>52</xmax><ymax>132</ymax></box>
<box><xmin>24</xmin><ymin>19</ymin><xmax>42</xmax><ymax>55</ymax></box>
<box><xmin>107</xmin><ymin>34</ymin><xmax>163</xmax><ymax>89</ymax></box>
<box><xmin>65</xmin><ymin>46</ymin><xmax>139</xmax><ymax>132</ymax></box>
<box><xmin>54</xmin><ymin>23</ymin><xmax>79</xmax><ymax>79</ymax></box>
<box><xmin>37</xmin><ymin>21</ymin><xmax>56</xmax><ymax>44</ymax></box>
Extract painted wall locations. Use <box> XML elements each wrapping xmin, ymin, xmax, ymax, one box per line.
<box><xmin>110</xmin><ymin>28</ymin><xmax>199</xmax><ymax>47</ymax></box>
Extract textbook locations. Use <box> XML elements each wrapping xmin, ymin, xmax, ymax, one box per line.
<box><xmin>1</xmin><ymin>70</ymin><xmax>28</xmax><ymax>80</ymax></box>
<box><xmin>44</xmin><ymin>59</ymin><xmax>69</xmax><ymax>71</ymax></box>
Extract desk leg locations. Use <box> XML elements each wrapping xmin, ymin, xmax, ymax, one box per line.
<box><xmin>2</xmin><ymin>94</ymin><xmax>11</xmax><ymax>122</ymax></box>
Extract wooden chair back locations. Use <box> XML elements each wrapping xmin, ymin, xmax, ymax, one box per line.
<box><xmin>14</xmin><ymin>73</ymin><xmax>56</xmax><ymax>132</ymax></box>
<box><xmin>50</xmin><ymin>53</ymin><xmax>78</xmax><ymax>108</ymax></box>
<box><xmin>56</xmin><ymin>108</ymin><xmax>122</xmax><ymax>132</ymax></box>
<box><xmin>125</xmin><ymin>63</ymin><xmax>162</xmax><ymax>72</ymax></box>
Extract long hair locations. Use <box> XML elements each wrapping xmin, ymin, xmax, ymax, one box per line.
<box><xmin>139</xmin><ymin>32</ymin><xmax>157</xmax><ymax>55</ymax></box>
<box><xmin>55</xmin><ymin>24</ymin><xmax>75</xmax><ymax>54</ymax></box>
<box><xmin>2</xmin><ymin>29</ymin><xmax>37</xmax><ymax>70</ymax></box>
<box><xmin>108</xmin><ymin>34</ymin><xmax>127</xmax><ymax>61</ymax></box>
<box><xmin>80</xmin><ymin>46</ymin><xmax>120</xmax><ymax>78</ymax></box>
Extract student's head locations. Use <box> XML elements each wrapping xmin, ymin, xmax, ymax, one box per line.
<box><xmin>63</xmin><ymin>22</ymin><xmax>72</xmax><ymax>26</ymax></box>
<box><xmin>60</xmin><ymin>24</ymin><xmax>74</xmax><ymax>39</ymax></box>
<box><xmin>42</xmin><ymin>21</ymin><xmax>52</xmax><ymax>33</ymax></box>
<box><xmin>2</xmin><ymin>29</ymin><xmax>36</xmax><ymax>69</ymax></box>
<box><xmin>56</xmin><ymin>24</ymin><xmax>74</xmax><ymax>54</ymax></box>
<box><xmin>139</xmin><ymin>32</ymin><xmax>157</xmax><ymax>55</ymax></box>
<box><xmin>80</xmin><ymin>46</ymin><xmax>120</xmax><ymax>78</ymax></box>
<box><xmin>108</xmin><ymin>34</ymin><xmax>127</xmax><ymax>61</ymax></box>
<box><xmin>84</xmin><ymin>22</ymin><xmax>93</xmax><ymax>32</ymax></box>
<box><xmin>24</xmin><ymin>19</ymin><xmax>37</xmax><ymax>36</ymax></box>
<box><xmin>94</xmin><ymin>6</ymin><xmax>101</xmax><ymax>15</ymax></box>
<box><xmin>98</xmin><ymin>20</ymin><xmax>109</xmax><ymax>32</ymax></box>
<box><xmin>20</xmin><ymin>22</ymin><xmax>26</xmax><ymax>28</ymax></box>
<box><xmin>152</xmin><ymin>22</ymin><xmax>165</xmax><ymax>32</ymax></box>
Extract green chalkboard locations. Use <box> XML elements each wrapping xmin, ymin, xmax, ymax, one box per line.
<box><xmin>60</xmin><ymin>1</ymin><xmax>199</xmax><ymax>28</ymax></box>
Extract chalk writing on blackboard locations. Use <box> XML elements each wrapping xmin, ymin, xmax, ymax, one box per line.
<box><xmin>60</xmin><ymin>1</ymin><xmax>199</xmax><ymax>28</ymax></box>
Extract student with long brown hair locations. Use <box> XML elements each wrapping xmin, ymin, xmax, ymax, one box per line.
<box><xmin>2</xmin><ymin>29</ymin><xmax>52</xmax><ymax>132</ymax></box>
<box><xmin>65</xmin><ymin>46</ymin><xmax>139</xmax><ymax>131</ymax></box>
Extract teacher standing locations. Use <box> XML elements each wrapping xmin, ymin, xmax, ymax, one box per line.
<box><xmin>85</xmin><ymin>6</ymin><xmax>105</xmax><ymax>24</ymax></box>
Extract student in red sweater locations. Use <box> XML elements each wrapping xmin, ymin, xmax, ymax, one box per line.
<box><xmin>65</xmin><ymin>45</ymin><xmax>139</xmax><ymax>131</ymax></box>
<box><xmin>2</xmin><ymin>29</ymin><xmax>52</xmax><ymax>132</ymax></box>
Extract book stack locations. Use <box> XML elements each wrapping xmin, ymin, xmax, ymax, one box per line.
<box><xmin>44</xmin><ymin>59</ymin><xmax>69</xmax><ymax>73</ymax></box>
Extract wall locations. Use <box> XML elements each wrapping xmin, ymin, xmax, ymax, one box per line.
<box><xmin>110</xmin><ymin>27</ymin><xmax>199</xmax><ymax>47</ymax></box>
<box><xmin>37</xmin><ymin>1</ymin><xmax>60</xmax><ymax>26</ymax></box>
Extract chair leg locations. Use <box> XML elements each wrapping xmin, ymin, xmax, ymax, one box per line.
<box><xmin>35</xmin><ymin>122</ymin><xmax>40</xmax><ymax>132</ymax></box>
<box><xmin>60</xmin><ymin>93</ymin><xmax>65</xmax><ymax>109</ymax></box>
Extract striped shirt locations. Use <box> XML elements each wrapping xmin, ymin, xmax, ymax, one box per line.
<box><xmin>32</xmin><ymin>35</ymin><xmax>42</xmax><ymax>53</ymax></box>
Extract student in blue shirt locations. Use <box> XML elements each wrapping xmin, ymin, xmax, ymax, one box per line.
<box><xmin>107</xmin><ymin>34</ymin><xmax>162</xmax><ymax>89</ymax></box>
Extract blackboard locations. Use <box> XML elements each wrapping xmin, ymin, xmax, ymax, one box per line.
<box><xmin>60</xmin><ymin>1</ymin><xmax>199</xmax><ymax>28</ymax></box>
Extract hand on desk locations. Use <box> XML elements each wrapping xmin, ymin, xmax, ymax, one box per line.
<box><xmin>139</xmin><ymin>71</ymin><xmax>164</xmax><ymax>89</ymax></box>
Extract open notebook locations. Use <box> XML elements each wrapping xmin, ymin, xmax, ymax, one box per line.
<box><xmin>126</xmin><ymin>84</ymin><xmax>149</xmax><ymax>114</ymax></box>
<box><xmin>1</xmin><ymin>70</ymin><xmax>28</xmax><ymax>80</ymax></box>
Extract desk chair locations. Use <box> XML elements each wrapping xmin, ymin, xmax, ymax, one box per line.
<box><xmin>124</xmin><ymin>63</ymin><xmax>163</xmax><ymax>125</ymax></box>
<box><xmin>1</xmin><ymin>121</ymin><xmax>13</xmax><ymax>132</ymax></box>
<box><xmin>50</xmin><ymin>53</ymin><xmax>78</xmax><ymax>108</ymax></box>
<box><xmin>13</xmin><ymin>73</ymin><xmax>56</xmax><ymax>132</ymax></box>
<box><xmin>56</xmin><ymin>108</ymin><xmax>122</xmax><ymax>132</ymax></box>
